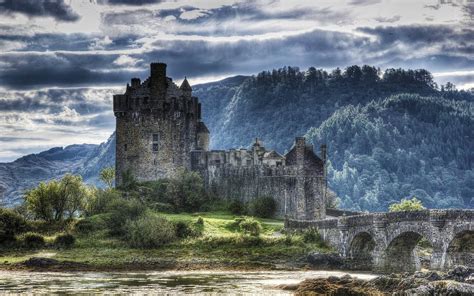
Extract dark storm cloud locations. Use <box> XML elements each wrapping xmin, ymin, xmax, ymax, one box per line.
<box><xmin>0</xmin><ymin>53</ymin><xmax>144</xmax><ymax>89</ymax></box>
<box><xmin>0</xmin><ymin>29</ymin><xmax>368</xmax><ymax>89</ymax></box>
<box><xmin>358</xmin><ymin>25</ymin><xmax>474</xmax><ymax>56</ymax></box>
<box><xmin>0</xmin><ymin>89</ymin><xmax>112</xmax><ymax>115</ymax></box>
<box><xmin>102</xmin><ymin>3</ymin><xmax>347</xmax><ymax>28</ymax></box>
<box><xmin>0</xmin><ymin>136</ymin><xmax>47</xmax><ymax>142</ymax></box>
<box><xmin>142</xmin><ymin>29</ymin><xmax>370</xmax><ymax>78</ymax></box>
<box><xmin>0</xmin><ymin>0</ymin><xmax>79</xmax><ymax>22</ymax></box>
<box><xmin>0</xmin><ymin>32</ymin><xmax>140</xmax><ymax>52</ymax></box>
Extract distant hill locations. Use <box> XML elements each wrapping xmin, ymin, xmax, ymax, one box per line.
<box><xmin>1</xmin><ymin>65</ymin><xmax>473</xmax><ymax>211</ymax></box>
<box><xmin>307</xmin><ymin>94</ymin><xmax>474</xmax><ymax>211</ymax></box>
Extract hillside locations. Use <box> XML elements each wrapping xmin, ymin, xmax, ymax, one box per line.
<box><xmin>306</xmin><ymin>94</ymin><xmax>474</xmax><ymax>211</ymax></box>
<box><xmin>0</xmin><ymin>65</ymin><xmax>473</xmax><ymax>211</ymax></box>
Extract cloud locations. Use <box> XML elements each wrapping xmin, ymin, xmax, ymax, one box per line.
<box><xmin>0</xmin><ymin>88</ymin><xmax>114</xmax><ymax>115</ymax></box>
<box><xmin>374</xmin><ymin>15</ymin><xmax>401</xmax><ymax>23</ymax></box>
<box><xmin>0</xmin><ymin>0</ymin><xmax>79</xmax><ymax>22</ymax></box>
<box><xmin>349</xmin><ymin>0</ymin><xmax>381</xmax><ymax>6</ymax></box>
<box><xmin>113</xmin><ymin>55</ymin><xmax>143</xmax><ymax>67</ymax></box>
<box><xmin>97</xmin><ymin>0</ymin><xmax>164</xmax><ymax>5</ymax></box>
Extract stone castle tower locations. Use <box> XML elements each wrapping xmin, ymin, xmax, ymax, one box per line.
<box><xmin>113</xmin><ymin>63</ymin><xmax>209</xmax><ymax>185</ymax></box>
<box><xmin>114</xmin><ymin>63</ymin><xmax>327</xmax><ymax>219</ymax></box>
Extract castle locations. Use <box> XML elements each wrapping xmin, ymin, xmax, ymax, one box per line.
<box><xmin>113</xmin><ymin>63</ymin><xmax>328</xmax><ymax>219</ymax></box>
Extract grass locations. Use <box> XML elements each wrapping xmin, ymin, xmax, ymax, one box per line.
<box><xmin>0</xmin><ymin>210</ymin><xmax>331</xmax><ymax>271</ymax></box>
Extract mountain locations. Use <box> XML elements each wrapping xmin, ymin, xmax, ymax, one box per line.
<box><xmin>198</xmin><ymin>66</ymin><xmax>444</xmax><ymax>153</ymax></box>
<box><xmin>1</xmin><ymin>65</ymin><xmax>473</xmax><ymax>210</ymax></box>
<box><xmin>0</xmin><ymin>135</ymin><xmax>115</xmax><ymax>206</ymax></box>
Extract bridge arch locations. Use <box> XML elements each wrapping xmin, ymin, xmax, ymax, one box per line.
<box><xmin>347</xmin><ymin>231</ymin><xmax>376</xmax><ymax>270</ymax></box>
<box><xmin>445</xmin><ymin>229</ymin><xmax>474</xmax><ymax>269</ymax></box>
<box><xmin>384</xmin><ymin>231</ymin><xmax>433</xmax><ymax>272</ymax></box>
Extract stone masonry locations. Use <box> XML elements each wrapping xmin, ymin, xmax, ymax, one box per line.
<box><xmin>114</xmin><ymin>63</ymin><xmax>328</xmax><ymax>220</ymax></box>
<box><xmin>286</xmin><ymin>209</ymin><xmax>474</xmax><ymax>272</ymax></box>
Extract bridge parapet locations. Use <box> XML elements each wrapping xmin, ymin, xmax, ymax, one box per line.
<box><xmin>286</xmin><ymin>209</ymin><xmax>474</xmax><ymax>273</ymax></box>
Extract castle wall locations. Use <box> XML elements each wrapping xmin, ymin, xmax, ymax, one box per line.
<box><xmin>201</xmin><ymin>165</ymin><xmax>325</xmax><ymax>219</ymax></box>
<box><xmin>115</xmin><ymin>109</ymin><xmax>197</xmax><ymax>184</ymax></box>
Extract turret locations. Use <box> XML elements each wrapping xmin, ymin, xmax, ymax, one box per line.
<box><xmin>131</xmin><ymin>78</ymin><xmax>141</xmax><ymax>88</ymax></box>
<box><xmin>180</xmin><ymin>77</ymin><xmax>192</xmax><ymax>97</ymax></box>
<box><xmin>150</xmin><ymin>62</ymin><xmax>167</xmax><ymax>99</ymax></box>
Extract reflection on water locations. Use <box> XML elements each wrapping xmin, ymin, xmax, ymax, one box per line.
<box><xmin>0</xmin><ymin>270</ymin><xmax>376</xmax><ymax>295</ymax></box>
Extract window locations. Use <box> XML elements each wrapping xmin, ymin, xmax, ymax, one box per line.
<box><xmin>124</xmin><ymin>144</ymin><xmax>128</xmax><ymax>151</ymax></box>
<box><xmin>152</xmin><ymin>133</ymin><xmax>159</xmax><ymax>152</ymax></box>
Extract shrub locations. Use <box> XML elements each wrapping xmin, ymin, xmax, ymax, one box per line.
<box><xmin>54</xmin><ymin>233</ymin><xmax>75</xmax><ymax>248</ymax></box>
<box><xmin>239</xmin><ymin>217</ymin><xmax>262</xmax><ymax>237</ymax></box>
<box><xmin>195</xmin><ymin>217</ymin><xmax>204</xmax><ymax>226</ymax></box>
<box><xmin>249</xmin><ymin>196</ymin><xmax>277</xmax><ymax>218</ymax></box>
<box><xmin>302</xmin><ymin>227</ymin><xmax>322</xmax><ymax>244</ymax></box>
<box><xmin>105</xmin><ymin>198</ymin><xmax>146</xmax><ymax>235</ymax></box>
<box><xmin>389</xmin><ymin>197</ymin><xmax>425</xmax><ymax>212</ymax></box>
<box><xmin>166</xmin><ymin>169</ymin><xmax>209</xmax><ymax>212</ymax></box>
<box><xmin>84</xmin><ymin>189</ymin><xmax>121</xmax><ymax>216</ymax></box>
<box><xmin>124</xmin><ymin>213</ymin><xmax>176</xmax><ymax>248</ymax></box>
<box><xmin>228</xmin><ymin>200</ymin><xmax>246</xmax><ymax>215</ymax></box>
<box><xmin>19</xmin><ymin>232</ymin><xmax>45</xmax><ymax>249</ymax></box>
<box><xmin>239</xmin><ymin>235</ymin><xmax>263</xmax><ymax>247</ymax></box>
<box><xmin>150</xmin><ymin>202</ymin><xmax>175</xmax><ymax>213</ymax></box>
<box><xmin>0</xmin><ymin>208</ymin><xmax>27</xmax><ymax>242</ymax></box>
<box><xmin>73</xmin><ymin>219</ymin><xmax>95</xmax><ymax>233</ymax></box>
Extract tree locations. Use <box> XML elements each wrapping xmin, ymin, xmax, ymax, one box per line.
<box><xmin>389</xmin><ymin>197</ymin><xmax>425</xmax><ymax>212</ymax></box>
<box><xmin>24</xmin><ymin>174</ymin><xmax>89</xmax><ymax>221</ymax></box>
<box><xmin>100</xmin><ymin>167</ymin><xmax>115</xmax><ymax>190</ymax></box>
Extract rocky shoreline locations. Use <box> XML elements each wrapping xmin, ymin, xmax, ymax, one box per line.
<box><xmin>284</xmin><ymin>266</ymin><xmax>473</xmax><ymax>296</ymax></box>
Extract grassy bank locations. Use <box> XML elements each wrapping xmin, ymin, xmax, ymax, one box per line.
<box><xmin>0</xmin><ymin>211</ymin><xmax>331</xmax><ymax>271</ymax></box>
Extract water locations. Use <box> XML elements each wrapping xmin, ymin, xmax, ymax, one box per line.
<box><xmin>0</xmin><ymin>270</ymin><xmax>376</xmax><ymax>295</ymax></box>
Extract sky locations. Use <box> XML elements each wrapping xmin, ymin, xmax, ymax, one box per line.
<box><xmin>0</xmin><ymin>0</ymin><xmax>473</xmax><ymax>162</ymax></box>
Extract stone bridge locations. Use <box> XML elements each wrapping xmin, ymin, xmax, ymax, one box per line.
<box><xmin>286</xmin><ymin>209</ymin><xmax>474</xmax><ymax>273</ymax></box>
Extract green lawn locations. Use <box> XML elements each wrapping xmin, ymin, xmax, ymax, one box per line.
<box><xmin>0</xmin><ymin>211</ymin><xmax>331</xmax><ymax>271</ymax></box>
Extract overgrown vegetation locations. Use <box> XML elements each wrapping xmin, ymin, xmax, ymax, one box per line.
<box><xmin>389</xmin><ymin>197</ymin><xmax>425</xmax><ymax>212</ymax></box>
<box><xmin>0</xmin><ymin>168</ymin><xmax>330</xmax><ymax>269</ymax></box>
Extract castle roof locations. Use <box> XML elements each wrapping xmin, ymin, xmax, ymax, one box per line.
<box><xmin>180</xmin><ymin>77</ymin><xmax>192</xmax><ymax>91</ymax></box>
<box><xmin>198</xmin><ymin>121</ymin><xmax>209</xmax><ymax>134</ymax></box>
<box><xmin>263</xmin><ymin>150</ymin><xmax>284</xmax><ymax>159</ymax></box>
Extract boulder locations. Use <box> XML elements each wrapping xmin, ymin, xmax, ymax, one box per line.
<box><xmin>307</xmin><ymin>252</ymin><xmax>344</xmax><ymax>268</ymax></box>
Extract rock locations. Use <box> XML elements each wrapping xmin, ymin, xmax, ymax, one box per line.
<box><xmin>291</xmin><ymin>267</ymin><xmax>474</xmax><ymax>296</ymax></box>
<box><xmin>23</xmin><ymin>257</ymin><xmax>59</xmax><ymax>268</ymax></box>
<box><xmin>447</xmin><ymin>265</ymin><xmax>473</xmax><ymax>282</ymax></box>
<box><xmin>402</xmin><ymin>280</ymin><xmax>474</xmax><ymax>296</ymax></box>
<box><xmin>307</xmin><ymin>252</ymin><xmax>344</xmax><ymax>268</ymax></box>
<box><xmin>294</xmin><ymin>275</ymin><xmax>382</xmax><ymax>296</ymax></box>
